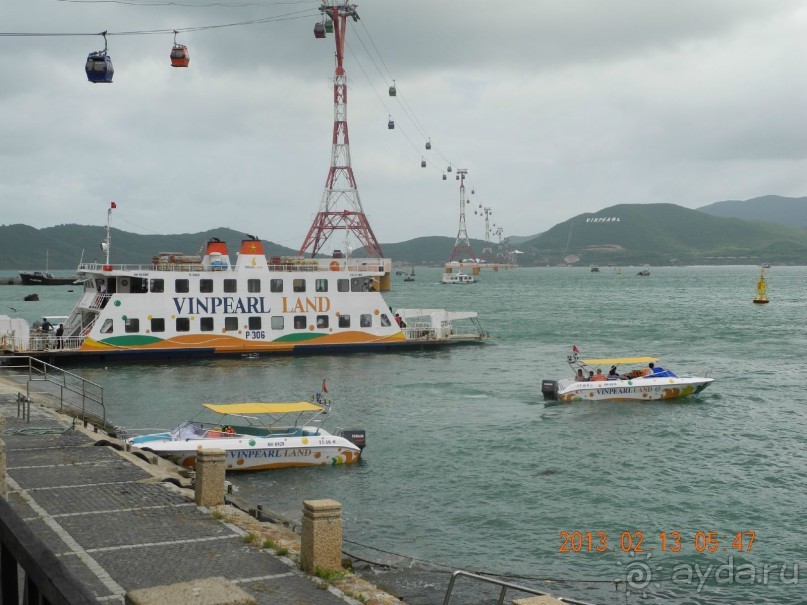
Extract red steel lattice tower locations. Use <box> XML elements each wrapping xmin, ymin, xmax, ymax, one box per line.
<box><xmin>299</xmin><ymin>2</ymin><xmax>383</xmax><ymax>258</ymax></box>
<box><xmin>448</xmin><ymin>169</ymin><xmax>476</xmax><ymax>262</ymax></box>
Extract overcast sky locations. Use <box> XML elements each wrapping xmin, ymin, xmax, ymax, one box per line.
<box><xmin>1</xmin><ymin>0</ymin><xmax>806</xmax><ymax>253</ymax></box>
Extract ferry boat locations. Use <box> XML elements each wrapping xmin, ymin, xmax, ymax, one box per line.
<box><xmin>441</xmin><ymin>271</ymin><xmax>477</xmax><ymax>285</ymax></box>
<box><xmin>541</xmin><ymin>351</ymin><xmax>714</xmax><ymax>402</ymax></box>
<box><xmin>0</xmin><ymin>237</ymin><xmax>487</xmax><ymax>361</ymax></box>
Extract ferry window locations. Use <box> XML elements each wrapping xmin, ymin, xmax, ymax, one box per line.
<box><xmin>247</xmin><ymin>279</ymin><xmax>261</xmax><ymax>293</ymax></box>
<box><xmin>248</xmin><ymin>317</ymin><xmax>261</xmax><ymax>330</ymax></box>
<box><xmin>270</xmin><ymin>279</ymin><xmax>283</xmax><ymax>293</ymax></box>
<box><xmin>131</xmin><ymin>277</ymin><xmax>147</xmax><ymax>293</ymax></box>
<box><xmin>224</xmin><ymin>317</ymin><xmax>238</xmax><ymax>331</ymax></box>
<box><xmin>200</xmin><ymin>317</ymin><xmax>214</xmax><ymax>332</ymax></box>
<box><xmin>223</xmin><ymin>279</ymin><xmax>237</xmax><ymax>293</ymax></box>
<box><xmin>293</xmin><ymin>279</ymin><xmax>306</xmax><ymax>293</ymax></box>
<box><xmin>316</xmin><ymin>315</ymin><xmax>329</xmax><ymax>329</ymax></box>
<box><xmin>315</xmin><ymin>279</ymin><xmax>328</xmax><ymax>292</ymax></box>
<box><xmin>380</xmin><ymin>314</ymin><xmax>391</xmax><ymax>327</ymax></box>
<box><xmin>176</xmin><ymin>317</ymin><xmax>190</xmax><ymax>332</ymax></box>
<box><xmin>271</xmin><ymin>316</ymin><xmax>284</xmax><ymax>330</ymax></box>
<box><xmin>100</xmin><ymin>319</ymin><xmax>113</xmax><ymax>334</ymax></box>
<box><xmin>150</xmin><ymin>318</ymin><xmax>165</xmax><ymax>333</ymax></box>
<box><xmin>175</xmin><ymin>279</ymin><xmax>189</xmax><ymax>293</ymax></box>
<box><xmin>338</xmin><ymin>314</ymin><xmax>350</xmax><ymax>328</ymax></box>
<box><xmin>124</xmin><ymin>318</ymin><xmax>139</xmax><ymax>333</ymax></box>
<box><xmin>150</xmin><ymin>279</ymin><xmax>164</xmax><ymax>293</ymax></box>
<box><xmin>351</xmin><ymin>277</ymin><xmax>372</xmax><ymax>292</ymax></box>
<box><xmin>360</xmin><ymin>314</ymin><xmax>372</xmax><ymax>328</ymax></box>
<box><xmin>337</xmin><ymin>279</ymin><xmax>349</xmax><ymax>292</ymax></box>
<box><xmin>200</xmin><ymin>279</ymin><xmax>213</xmax><ymax>293</ymax></box>
<box><xmin>293</xmin><ymin>315</ymin><xmax>306</xmax><ymax>330</ymax></box>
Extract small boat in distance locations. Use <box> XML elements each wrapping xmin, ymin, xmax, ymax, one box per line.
<box><xmin>125</xmin><ymin>395</ymin><xmax>365</xmax><ymax>471</ymax></box>
<box><xmin>542</xmin><ymin>349</ymin><xmax>714</xmax><ymax>402</ymax></box>
<box><xmin>441</xmin><ymin>271</ymin><xmax>477</xmax><ymax>284</ymax></box>
<box><xmin>403</xmin><ymin>266</ymin><xmax>415</xmax><ymax>282</ymax></box>
<box><xmin>636</xmin><ymin>270</ymin><xmax>650</xmax><ymax>277</ymax></box>
<box><xmin>753</xmin><ymin>266</ymin><xmax>769</xmax><ymax>304</ymax></box>
<box><xmin>19</xmin><ymin>251</ymin><xmax>78</xmax><ymax>286</ymax></box>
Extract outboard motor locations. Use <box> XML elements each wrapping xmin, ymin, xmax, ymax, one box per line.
<box><xmin>541</xmin><ymin>379</ymin><xmax>559</xmax><ymax>401</ymax></box>
<box><xmin>341</xmin><ymin>429</ymin><xmax>366</xmax><ymax>451</ymax></box>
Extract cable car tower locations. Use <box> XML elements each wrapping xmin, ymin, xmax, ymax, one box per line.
<box><xmin>299</xmin><ymin>1</ymin><xmax>383</xmax><ymax>258</ymax></box>
<box><xmin>448</xmin><ymin>169</ymin><xmax>477</xmax><ymax>262</ymax></box>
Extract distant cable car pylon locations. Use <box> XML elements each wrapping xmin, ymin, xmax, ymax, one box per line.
<box><xmin>299</xmin><ymin>1</ymin><xmax>383</xmax><ymax>258</ymax></box>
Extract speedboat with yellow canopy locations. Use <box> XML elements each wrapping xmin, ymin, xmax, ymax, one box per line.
<box><xmin>542</xmin><ymin>350</ymin><xmax>714</xmax><ymax>402</ymax></box>
<box><xmin>126</xmin><ymin>395</ymin><xmax>365</xmax><ymax>471</ymax></box>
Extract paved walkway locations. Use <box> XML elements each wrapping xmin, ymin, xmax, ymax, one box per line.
<box><xmin>0</xmin><ymin>376</ymin><xmax>396</xmax><ymax>605</ymax></box>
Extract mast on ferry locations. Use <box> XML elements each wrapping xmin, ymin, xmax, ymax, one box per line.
<box><xmin>299</xmin><ymin>1</ymin><xmax>383</xmax><ymax>258</ymax></box>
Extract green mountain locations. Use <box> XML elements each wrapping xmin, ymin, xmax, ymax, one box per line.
<box><xmin>3</xmin><ymin>203</ymin><xmax>807</xmax><ymax>270</ymax></box>
<box><xmin>0</xmin><ymin>224</ymin><xmax>300</xmax><ymax>270</ymax></box>
<box><xmin>697</xmin><ymin>195</ymin><xmax>807</xmax><ymax>228</ymax></box>
<box><xmin>518</xmin><ymin>203</ymin><xmax>807</xmax><ymax>266</ymax></box>
<box><xmin>353</xmin><ymin>237</ymin><xmax>487</xmax><ymax>266</ymax></box>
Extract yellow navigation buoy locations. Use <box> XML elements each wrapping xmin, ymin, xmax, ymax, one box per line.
<box><xmin>753</xmin><ymin>266</ymin><xmax>769</xmax><ymax>304</ymax></box>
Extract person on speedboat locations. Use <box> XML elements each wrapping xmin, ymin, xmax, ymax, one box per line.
<box><xmin>591</xmin><ymin>368</ymin><xmax>607</xmax><ymax>382</ymax></box>
<box><xmin>648</xmin><ymin>362</ymin><xmax>676</xmax><ymax>378</ymax></box>
<box><xmin>575</xmin><ymin>369</ymin><xmax>586</xmax><ymax>382</ymax></box>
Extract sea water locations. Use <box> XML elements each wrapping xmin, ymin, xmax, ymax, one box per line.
<box><xmin>1</xmin><ymin>266</ymin><xmax>805</xmax><ymax>604</ymax></box>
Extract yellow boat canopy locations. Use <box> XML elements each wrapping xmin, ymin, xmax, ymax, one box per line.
<box><xmin>580</xmin><ymin>357</ymin><xmax>659</xmax><ymax>365</ymax></box>
<box><xmin>203</xmin><ymin>402</ymin><xmax>323</xmax><ymax>415</ymax></box>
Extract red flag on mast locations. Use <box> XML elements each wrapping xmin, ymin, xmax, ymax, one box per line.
<box><xmin>110</xmin><ymin>201</ymin><xmax>117</xmax><ymax>209</ymax></box>
<box><xmin>572</xmin><ymin>345</ymin><xmax>579</xmax><ymax>353</ymax></box>
<box><xmin>322</xmin><ymin>378</ymin><xmax>328</xmax><ymax>393</ymax></box>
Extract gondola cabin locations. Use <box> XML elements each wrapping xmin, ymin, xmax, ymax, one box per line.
<box><xmin>314</xmin><ymin>23</ymin><xmax>326</xmax><ymax>39</ymax></box>
<box><xmin>85</xmin><ymin>51</ymin><xmax>114</xmax><ymax>83</ymax></box>
<box><xmin>425</xmin><ymin>139</ymin><xmax>432</xmax><ymax>150</ymax></box>
<box><xmin>170</xmin><ymin>44</ymin><xmax>190</xmax><ymax>67</ymax></box>
<box><xmin>324</xmin><ymin>19</ymin><xmax>334</xmax><ymax>33</ymax></box>
<box><xmin>388</xmin><ymin>116</ymin><xmax>395</xmax><ymax>129</ymax></box>
<box><xmin>421</xmin><ymin>158</ymin><xmax>427</xmax><ymax>168</ymax></box>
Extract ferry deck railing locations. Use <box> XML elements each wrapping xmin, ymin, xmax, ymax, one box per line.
<box><xmin>0</xmin><ymin>356</ymin><xmax>105</xmax><ymax>427</ymax></box>
<box><xmin>78</xmin><ymin>257</ymin><xmax>393</xmax><ymax>274</ymax></box>
<box><xmin>442</xmin><ymin>570</ymin><xmax>598</xmax><ymax>605</ymax></box>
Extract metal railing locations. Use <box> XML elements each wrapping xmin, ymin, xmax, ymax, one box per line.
<box><xmin>442</xmin><ymin>570</ymin><xmax>598</xmax><ymax>605</ymax></box>
<box><xmin>0</xmin><ymin>356</ymin><xmax>105</xmax><ymax>428</ymax></box>
<box><xmin>0</xmin><ymin>497</ymin><xmax>97</xmax><ymax>605</ymax></box>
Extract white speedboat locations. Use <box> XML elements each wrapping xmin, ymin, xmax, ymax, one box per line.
<box><xmin>441</xmin><ymin>271</ymin><xmax>476</xmax><ymax>284</ymax></box>
<box><xmin>542</xmin><ymin>354</ymin><xmax>714</xmax><ymax>402</ymax></box>
<box><xmin>126</xmin><ymin>396</ymin><xmax>365</xmax><ymax>471</ymax></box>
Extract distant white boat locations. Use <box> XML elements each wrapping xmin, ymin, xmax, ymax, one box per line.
<box><xmin>441</xmin><ymin>271</ymin><xmax>477</xmax><ymax>285</ymax></box>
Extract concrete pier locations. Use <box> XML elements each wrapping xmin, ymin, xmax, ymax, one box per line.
<box><xmin>0</xmin><ymin>378</ymin><xmax>403</xmax><ymax>605</ymax></box>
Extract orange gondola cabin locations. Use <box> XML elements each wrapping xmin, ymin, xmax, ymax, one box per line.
<box><xmin>170</xmin><ymin>44</ymin><xmax>190</xmax><ymax>67</ymax></box>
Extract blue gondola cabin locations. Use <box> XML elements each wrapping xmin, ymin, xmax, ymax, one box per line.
<box><xmin>86</xmin><ymin>52</ymin><xmax>114</xmax><ymax>83</ymax></box>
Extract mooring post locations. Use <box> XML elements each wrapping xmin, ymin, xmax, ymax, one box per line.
<box><xmin>300</xmin><ymin>499</ymin><xmax>343</xmax><ymax>574</ymax></box>
<box><xmin>194</xmin><ymin>449</ymin><xmax>226</xmax><ymax>507</ymax></box>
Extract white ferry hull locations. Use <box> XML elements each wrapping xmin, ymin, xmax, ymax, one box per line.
<box><xmin>1</xmin><ymin>240</ymin><xmax>487</xmax><ymax>361</ymax></box>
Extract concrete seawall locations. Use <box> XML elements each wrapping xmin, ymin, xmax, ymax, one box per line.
<box><xmin>0</xmin><ymin>373</ymin><xmax>403</xmax><ymax>605</ymax></box>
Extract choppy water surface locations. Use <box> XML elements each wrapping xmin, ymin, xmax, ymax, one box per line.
<box><xmin>2</xmin><ymin>266</ymin><xmax>805</xmax><ymax>604</ymax></box>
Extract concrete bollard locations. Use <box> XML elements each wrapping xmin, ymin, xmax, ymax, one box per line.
<box><xmin>194</xmin><ymin>449</ymin><xmax>226</xmax><ymax>507</ymax></box>
<box><xmin>300</xmin><ymin>499</ymin><xmax>343</xmax><ymax>574</ymax></box>
<box><xmin>0</xmin><ymin>439</ymin><xmax>6</xmax><ymax>500</ymax></box>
